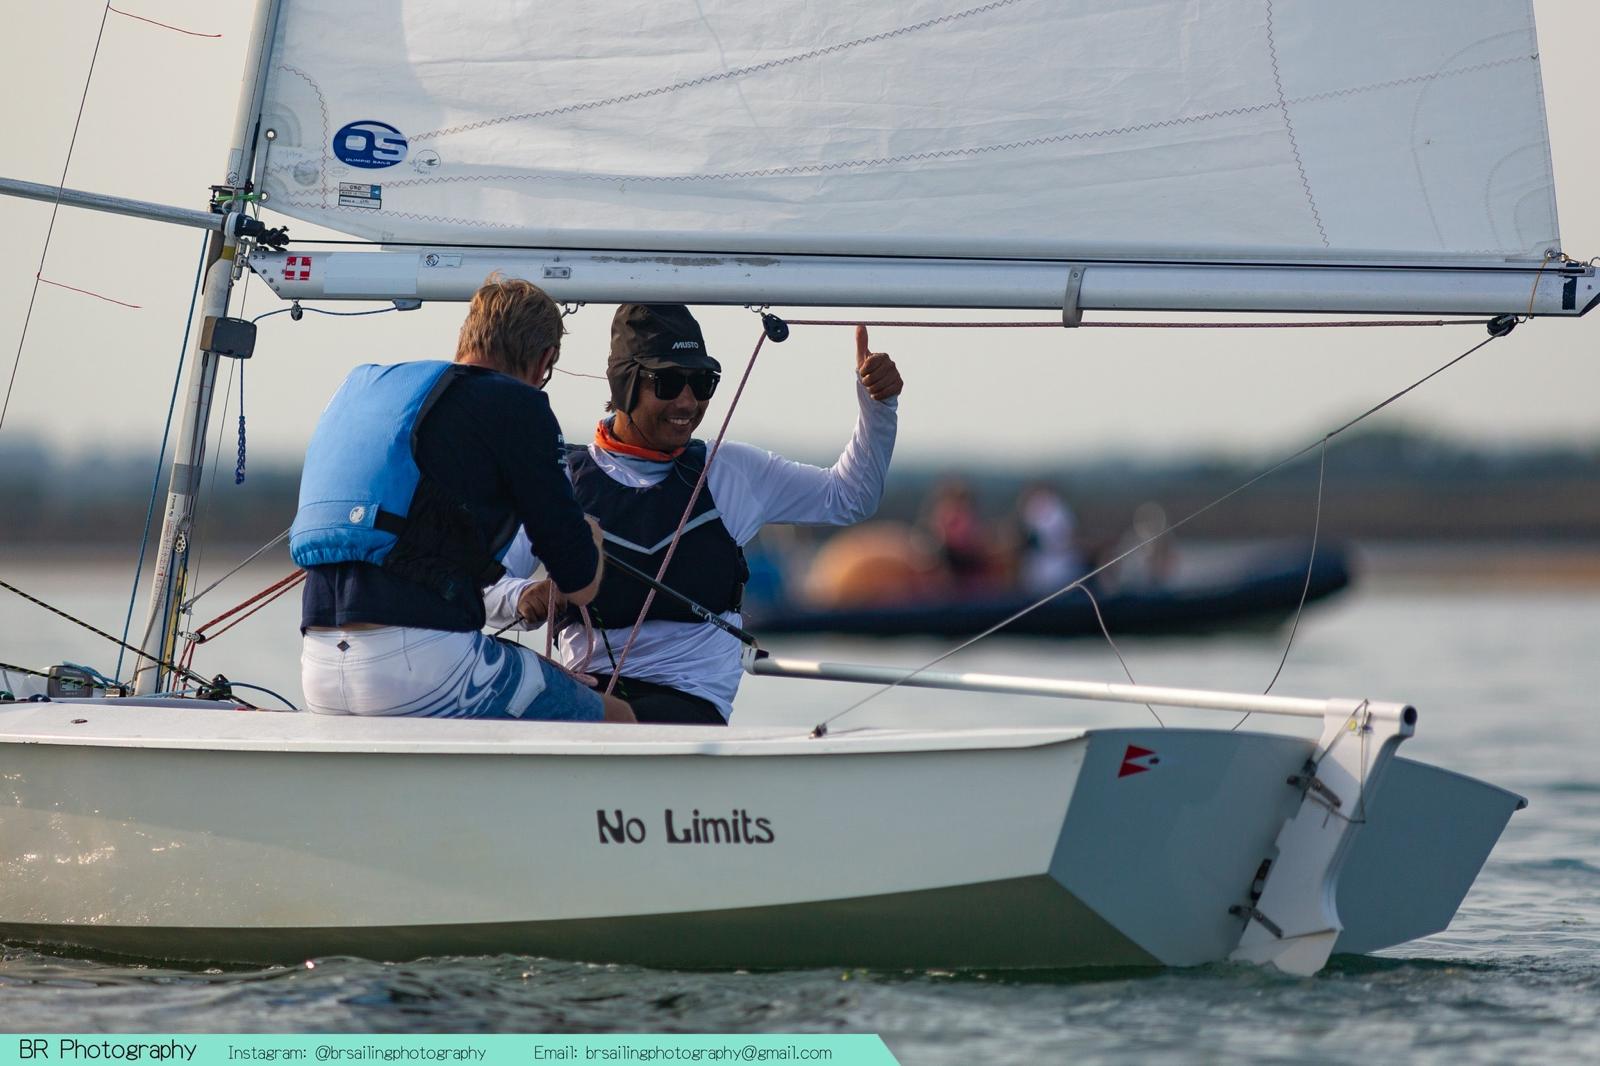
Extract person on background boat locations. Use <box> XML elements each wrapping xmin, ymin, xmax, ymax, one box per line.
<box><xmin>292</xmin><ymin>276</ymin><xmax>634</xmax><ymax>723</ymax></box>
<box><xmin>1014</xmin><ymin>481</ymin><xmax>1085</xmax><ymax>595</ymax></box>
<box><xmin>1100</xmin><ymin>500</ymin><xmax>1177</xmax><ymax>591</ymax></box>
<box><xmin>485</xmin><ymin>303</ymin><xmax>902</xmax><ymax>725</ymax></box>
<box><xmin>923</xmin><ymin>477</ymin><xmax>1005</xmax><ymax>590</ymax></box>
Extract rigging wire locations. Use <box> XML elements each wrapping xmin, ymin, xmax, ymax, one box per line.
<box><xmin>114</xmin><ymin>231</ymin><xmax>211</xmax><ymax>682</ymax></box>
<box><xmin>178</xmin><ymin>569</ymin><xmax>305</xmax><ymax>676</ymax></box>
<box><xmin>811</xmin><ymin>326</ymin><xmax>1508</xmax><ymax>733</ymax></box>
<box><xmin>0</xmin><ymin>2</ymin><xmax>114</xmax><ymax>434</ymax></box>
<box><xmin>180</xmin><ymin>528</ymin><xmax>290</xmax><ymax>611</ymax></box>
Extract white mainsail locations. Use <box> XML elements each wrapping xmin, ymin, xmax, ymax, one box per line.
<box><xmin>257</xmin><ymin>0</ymin><xmax>1558</xmax><ymax>263</ymax></box>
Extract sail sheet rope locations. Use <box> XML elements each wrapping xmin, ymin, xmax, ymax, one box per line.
<box><xmin>811</xmin><ymin>322</ymin><xmax>1512</xmax><ymax>734</ymax></box>
<box><xmin>602</xmin><ymin>329</ymin><xmax>770</xmax><ymax>695</ymax></box>
<box><xmin>177</xmin><ymin>568</ymin><xmax>307</xmax><ymax>676</ymax></box>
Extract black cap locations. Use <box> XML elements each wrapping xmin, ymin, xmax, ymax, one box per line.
<box><xmin>608</xmin><ymin>304</ymin><xmax>720</xmax><ymax>374</ymax></box>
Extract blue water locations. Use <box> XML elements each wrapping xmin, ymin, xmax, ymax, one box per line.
<box><xmin>3</xmin><ymin>562</ymin><xmax>1598</xmax><ymax>1063</ymax></box>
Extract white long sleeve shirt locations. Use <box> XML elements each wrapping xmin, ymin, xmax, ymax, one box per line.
<box><xmin>484</xmin><ymin>381</ymin><xmax>898</xmax><ymax>719</ymax></box>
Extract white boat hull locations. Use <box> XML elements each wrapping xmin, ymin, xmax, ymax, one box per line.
<box><xmin>0</xmin><ymin>701</ymin><xmax>1521</xmax><ymax>968</ymax></box>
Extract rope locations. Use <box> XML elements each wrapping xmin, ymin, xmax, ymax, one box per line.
<box><xmin>108</xmin><ymin>6</ymin><xmax>222</xmax><ymax>37</ymax></box>
<box><xmin>188</xmin><ymin>569</ymin><xmax>306</xmax><ymax>643</ymax></box>
<box><xmin>1261</xmin><ymin>441</ymin><xmax>1327</xmax><ymax>695</ymax></box>
<box><xmin>526</xmin><ymin>583</ymin><xmax>602</xmax><ymax>690</ymax></box>
<box><xmin>1076</xmin><ymin>585</ymin><xmax>1164</xmax><ymax>728</ymax></box>
<box><xmin>32</xmin><ymin>277</ymin><xmax>140</xmax><ymax>308</ymax></box>
<box><xmin>1</xmin><ymin>660</ymin><xmax>51</xmax><ymax>680</ymax></box>
<box><xmin>235</xmin><ymin>362</ymin><xmax>247</xmax><ymax>484</ymax></box>
<box><xmin>544</xmin><ymin>582</ymin><xmax>558</xmax><ymax>658</ymax></box>
<box><xmin>811</xmin><ymin>326</ymin><xmax>1507</xmax><ymax>733</ymax></box>
<box><xmin>1296</xmin><ymin>699</ymin><xmax>1373</xmax><ymax>826</ymax></box>
<box><xmin>604</xmin><ymin>331</ymin><xmax>768</xmax><ymax>694</ymax></box>
<box><xmin>178</xmin><ymin>568</ymin><xmax>306</xmax><ymax>674</ymax></box>
<box><xmin>1</xmin><ymin>578</ymin><xmax>210</xmax><ymax>689</ymax></box>
<box><xmin>226</xmin><ymin>681</ymin><xmax>297</xmax><ymax>710</ymax></box>
<box><xmin>0</xmin><ymin>2</ymin><xmax>114</xmax><ymax>433</ymax></box>
<box><xmin>1227</xmin><ymin>439</ymin><xmax>1329</xmax><ymax>731</ymax></box>
<box><xmin>1524</xmin><ymin>250</ymin><xmax>1561</xmax><ymax>321</ymax></box>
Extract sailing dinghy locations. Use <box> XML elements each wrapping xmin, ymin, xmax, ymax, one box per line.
<box><xmin>1</xmin><ymin>0</ymin><xmax>1593</xmax><ymax>973</ymax></box>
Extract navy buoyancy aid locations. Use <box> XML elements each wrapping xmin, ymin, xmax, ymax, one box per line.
<box><xmin>564</xmin><ymin>441</ymin><xmax>748</xmax><ymax>629</ymax></box>
<box><xmin>290</xmin><ymin>361</ymin><xmax>516</xmax><ymax>603</ymax></box>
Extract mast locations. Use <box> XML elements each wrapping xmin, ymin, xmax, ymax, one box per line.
<box><xmin>131</xmin><ymin>0</ymin><xmax>285</xmax><ymax>694</ymax></box>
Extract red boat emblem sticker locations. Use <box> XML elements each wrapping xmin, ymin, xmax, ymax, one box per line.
<box><xmin>282</xmin><ymin>255</ymin><xmax>312</xmax><ymax>281</ymax></box>
<box><xmin>1118</xmin><ymin>744</ymin><xmax>1160</xmax><ymax>778</ymax></box>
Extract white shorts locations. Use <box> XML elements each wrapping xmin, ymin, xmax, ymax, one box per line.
<box><xmin>301</xmin><ymin>626</ymin><xmax>603</xmax><ymax>721</ymax></box>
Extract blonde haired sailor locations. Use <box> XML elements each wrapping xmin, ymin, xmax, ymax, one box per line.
<box><xmin>293</xmin><ymin>277</ymin><xmax>634</xmax><ymax>723</ymax></box>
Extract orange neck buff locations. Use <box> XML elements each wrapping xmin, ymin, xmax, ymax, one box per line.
<box><xmin>594</xmin><ymin>418</ymin><xmax>684</xmax><ymax>461</ymax></box>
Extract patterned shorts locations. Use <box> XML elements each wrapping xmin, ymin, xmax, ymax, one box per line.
<box><xmin>302</xmin><ymin>626</ymin><xmax>604</xmax><ymax>721</ymax></box>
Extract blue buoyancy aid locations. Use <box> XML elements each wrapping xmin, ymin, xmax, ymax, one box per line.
<box><xmin>561</xmin><ymin>441</ymin><xmax>747</xmax><ymax>629</ymax></box>
<box><xmin>290</xmin><ymin>361</ymin><xmax>514</xmax><ymax>603</ymax></box>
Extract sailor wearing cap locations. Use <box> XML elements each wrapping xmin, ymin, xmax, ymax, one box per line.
<box><xmin>485</xmin><ymin>303</ymin><xmax>902</xmax><ymax>724</ymax></box>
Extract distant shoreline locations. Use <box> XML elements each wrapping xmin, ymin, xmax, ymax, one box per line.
<box><xmin>12</xmin><ymin>539</ymin><xmax>1599</xmax><ymax>587</ymax></box>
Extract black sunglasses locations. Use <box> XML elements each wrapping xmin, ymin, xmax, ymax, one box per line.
<box><xmin>641</xmin><ymin>367</ymin><xmax>720</xmax><ymax>402</ymax></box>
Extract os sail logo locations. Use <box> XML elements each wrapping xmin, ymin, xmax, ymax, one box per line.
<box><xmin>333</xmin><ymin>120</ymin><xmax>408</xmax><ymax>169</ymax></box>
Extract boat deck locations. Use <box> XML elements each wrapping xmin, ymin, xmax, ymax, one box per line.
<box><xmin>0</xmin><ymin>698</ymin><xmax>1089</xmax><ymax>755</ymax></box>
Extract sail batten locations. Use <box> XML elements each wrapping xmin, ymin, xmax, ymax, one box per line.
<box><xmin>257</xmin><ymin>1</ymin><xmax>1559</xmax><ymax>267</ymax></box>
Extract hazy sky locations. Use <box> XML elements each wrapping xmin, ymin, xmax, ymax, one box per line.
<box><xmin>1</xmin><ymin>1</ymin><xmax>1596</xmax><ymax>469</ymax></box>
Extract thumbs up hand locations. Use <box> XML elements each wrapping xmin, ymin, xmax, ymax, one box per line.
<box><xmin>854</xmin><ymin>325</ymin><xmax>903</xmax><ymax>403</ymax></box>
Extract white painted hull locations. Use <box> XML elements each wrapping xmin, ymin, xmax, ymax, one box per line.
<box><xmin>0</xmin><ymin>700</ymin><xmax>1521</xmax><ymax>968</ymax></box>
